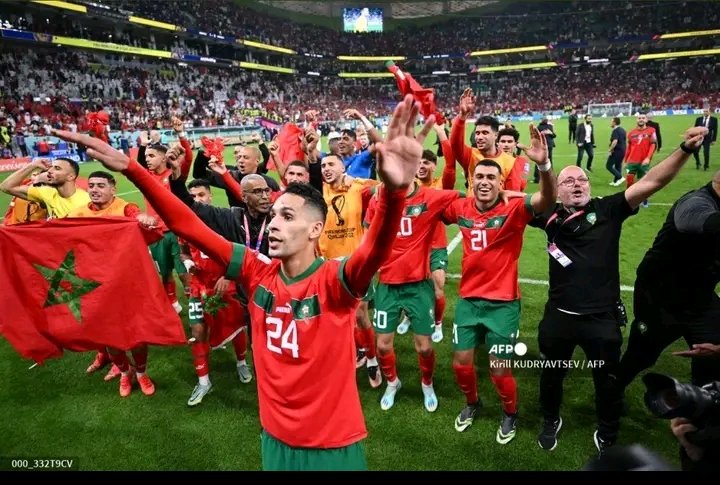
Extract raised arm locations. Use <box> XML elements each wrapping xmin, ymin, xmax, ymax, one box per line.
<box><xmin>344</xmin><ymin>95</ymin><xmax>434</xmax><ymax>296</ymax></box>
<box><xmin>519</xmin><ymin>124</ymin><xmax>557</xmax><ymax>213</ymax></box>
<box><xmin>625</xmin><ymin>127</ymin><xmax>708</xmax><ymax>210</ymax></box>
<box><xmin>0</xmin><ymin>159</ymin><xmax>47</xmax><ymax>199</ymax></box>
<box><xmin>344</xmin><ymin>108</ymin><xmax>383</xmax><ymax>145</ymax></box>
<box><xmin>52</xmin><ymin>130</ymin><xmax>233</xmax><ymax>267</ymax></box>
<box><xmin>450</xmin><ymin>88</ymin><xmax>478</xmax><ymax>173</ymax></box>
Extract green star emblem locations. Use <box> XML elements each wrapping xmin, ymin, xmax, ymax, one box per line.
<box><xmin>33</xmin><ymin>250</ymin><xmax>101</xmax><ymax>323</ymax></box>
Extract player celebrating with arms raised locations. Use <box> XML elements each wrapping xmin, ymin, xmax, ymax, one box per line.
<box><xmin>54</xmin><ymin>95</ymin><xmax>434</xmax><ymax>471</ymax></box>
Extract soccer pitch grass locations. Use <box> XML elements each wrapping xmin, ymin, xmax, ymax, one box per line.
<box><xmin>0</xmin><ymin>114</ymin><xmax>713</xmax><ymax>470</ymax></box>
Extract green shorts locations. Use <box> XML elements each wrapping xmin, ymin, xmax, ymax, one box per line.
<box><xmin>626</xmin><ymin>163</ymin><xmax>650</xmax><ymax>178</ymax></box>
<box><xmin>261</xmin><ymin>430</ymin><xmax>367</xmax><ymax>471</ymax></box>
<box><xmin>149</xmin><ymin>232</ymin><xmax>187</xmax><ymax>281</ymax></box>
<box><xmin>188</xmin><ymin>297</ymin><xmax>204</xmax><ymax>325</ymax></box>
<box><xmin>430</xmin><ymin>248</ymin><xmax>448</xmax><ymax>272</ymax></box>
<box><xmin>452</xmin><ymin>298</ymin><xmax>521</xmax><ymax>358</ymax></box>
<box><xmin>374</xmin><ymin>279</ymin><xmax>435</xmax><ymax>335</ymax></box>
<box><xmin>361</xmin><ymin>276</ymin><xmax>377</xmax><ymax>303</ymax></box>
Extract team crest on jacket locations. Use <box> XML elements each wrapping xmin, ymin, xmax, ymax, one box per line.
<box><xmin>586</xmin><ymin>212</ymin><xmax>597</xmax><ymax>225</ymax></box>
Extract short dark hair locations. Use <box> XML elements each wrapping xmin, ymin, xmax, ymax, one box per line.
<box><xmin>286</xmin><ymin>160</ymin><xmax>308</xmax><ymax>172</ymax></box>
<box><xmin>585</xmin><ymin>114</ymin><xmax>592</xmax><ymax>120</ymax></box>
<box><xmin>475</xmin><ymin>159</ymin><xmax>503</xmax><ymax>175</ymax></box>
<box><xmin>188</xmin><ymin>178</ymin><xmax>211</xmax><ymax>191</ymax></box>
<box><xmin>284</xmin><ymin>182</ymin><xmax>328</xmax><ymax>222</ymax></box>
<box><xmin>56</xmin><ymin>157</ymin><xmax>80</xmax><ymax>177</ymax></box>
<box><xmin>475</xmin><ymin>116</ymin><xmax>500</xmax><ymax>133</ymax></box>
<box><xmin>497</xmin><ymin>127</ymin><xmax>520</xmax><ymax>142</ymax></box>
<box><xmin>88</xmin><ymin>170</ymin><xmax>116</xmax><ymax>186</ymax></box>
<box><xmin>147</xmin><ymin>144</ymin><xmax>168</xmax><ymax>154</ymax></box>
<box><xmin>340</xmin><ymin>129</ymin><xmax>357</xmax><ymax>141</ymax></box>
<box><xmin>421</xmin><ymin>149</ymin><xmax>437</xmax><ymax>163</ymax></box>
<box><xmin>612</xmin><ymin>117</ymin><xmax>621</xmax><ymax>125</ymax></box>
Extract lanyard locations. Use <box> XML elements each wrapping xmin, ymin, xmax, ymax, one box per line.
<box><xmin>243</xmin><ymin>213</ymin><xmax>267</xmax><ymax>252</ymax></box>
<box><xmin>545</xmin><ymin>209</ymin><xmax>585</xmax><ymax>229</ymax></box>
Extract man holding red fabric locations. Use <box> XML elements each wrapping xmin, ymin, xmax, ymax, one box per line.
<box><xmin>69</xmin><ymin>171</ymin><xmax>159</xmax><ymax>397</ymax></box>
<box><xmin>54</xmin><ymin>94</ymin><xmax>433</xmax><ymax>471</ymax></box>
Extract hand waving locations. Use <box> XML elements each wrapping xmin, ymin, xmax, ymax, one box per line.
<box><xmin>517</xmin><ymin>123</ymin><xmax>549</xmax><ymax>165</ymax></box>
<box><xmin>375</xmin><ymin>95</ymin><xmax>434</xmax><ymax>191</ymax></box>
<box><xmin>458</xmin><ymin>88</ymin><xmax>476</xmax><ymax>120</ymax></box>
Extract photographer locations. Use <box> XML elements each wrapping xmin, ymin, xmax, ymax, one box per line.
<box><xmin>530</xmin><ymin>126</ymin><xmax>708</xmax><ymax>454</ymax></box>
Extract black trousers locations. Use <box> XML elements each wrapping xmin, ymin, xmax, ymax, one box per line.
<box><xmin>576</xmin><ymin>144</ymin><xmax>594</xmax><ymax>169</ymax></box>
<box><xmin>569</xmin><ymin>124</ymin><xmax>577</xmax><ymax>143</ymax></box>
<box><xmin>693</xmin><ymin>140</ymin><xmax>712</xmax><ymax>169</ymax></box>
<box><xmin>618</xmin><ymin>279</ymin><xmax>720</xmax><ymax>388</ymax></box>
<box><xmin>606</xmin><ymin>151</ymin><xmax>624</xmax><ymax>182</ymax></box>
<box><xmin>538</xmin><ymin>303</ymin><xmax>623</xmax><ymax>441</ymax></box>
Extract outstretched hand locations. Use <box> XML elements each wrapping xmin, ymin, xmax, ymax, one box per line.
<box><xmin>375</xmin><ymin>94</ymin><xmax>434</xmax><ymax>191</ymax></box>
<box><xmin>52</xmin><ymin>130</ymin><xmax>130</xmax><ymax>171</ymax></box>
<box><xmin>517</xmin><ymin>123</ymin><xmax>549</xmax><ymax>165</ymax></box>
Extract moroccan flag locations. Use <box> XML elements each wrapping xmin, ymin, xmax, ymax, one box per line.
<box><xmin>0</xmin><ymin>217</ymin><xmax>187</xmax><ymax>364</ymax></box>
<box><xmin>276</xmin><ymin>123</ymin><xmax>306</xmax><ymax>169</ymax></box>
<box><xmin>386</xmin><ymin>61</ymin><xmax>445</xmax><ymax>125</ymax></box>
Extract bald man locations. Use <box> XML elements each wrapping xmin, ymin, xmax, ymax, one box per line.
<box><xmin>169</xmin><ymin>171</ymin><xmax>271</xmax><ymax>254</ymax></box>
<box><xmin>530</xmin><ymin>127</ymin><xmax>708</xmax><ymax>455</ymax></box>
<box><xmin>193</xmin><ymin>145</ymin><xmax>280</xmax><ymax>207</ymax></box>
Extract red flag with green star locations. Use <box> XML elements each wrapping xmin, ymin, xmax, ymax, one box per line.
<box><xmin>0</xmin><ymin>217</ymin><xmax>187</xmax><ymax>364</ymax></box>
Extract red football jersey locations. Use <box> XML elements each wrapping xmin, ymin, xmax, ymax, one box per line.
<box><xmin>625</xmin><ymin>127</ymin><xmax>656</xmax><ymax>163</ymax></box>
<box><xmin>227</xmin><ymin>244</ymin><xmax>366</xmax><ymax>448</ymax></box>
<box><xmin>418</xmin><ymin>177</ymin><xmax>449</xmax><ymax>250</ymax></box>
<box><xmin>145</xmin><ymin>168</ymin><xmax>173</xmax><ymax>233</ymax></box>
<box><xmin>365</xmin><ymin>185</ymin><xmax>460</xmax><ymax>284</ymax></box>
<box><xmin>187</xmin><ymin>244</ymin><xmax>227</xmax><ymax>291</ymax></box>
<box><xmin>442</xmin><ymin>196</ymin><xmax>534</xmax><ymax>300</ymax></box>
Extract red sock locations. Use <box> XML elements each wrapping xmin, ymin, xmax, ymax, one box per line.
<box><xmin>418</xmin><ymin>350</ymin><xmax>435</xmax><ymax>385</ymax></box>
<box><xmin>361</xmin><ymin>326</ymin><xmax>376</xmax><ymax>360</ymax></box>
<box><xmin>108</xmin><ymin>351</ymin><xmax>130</xmax><ymax>373</ymax></box>
<box><xmin>490</xmin><ymin>372</ymin><xmax>518</xmax><ymax>414</ymax></box>
<box><xmin>626</xmin><ymin>173</ymin><xmax>635</xmax><ymax>188</ymax></box>
<box><xmin>434</xmin><ymin>295</ymin><xmax>446</xmax><ymax>325</ymax></box>
<box><xmin>165</xmin><ymin>279</ymin><xmax>177</xmax><ymax>303</ymax></box>
<box><xmin>232</xmin><ymin>330</ymin><xmax>247</xmax><ymax>361</ymax></box>
<box><xmin>354</xmin><ymin>327</ymin><xmax>365</xmax><ymax>352</ymax></box>
<box><xmin>378</xmin><ymin>350</ymin><xmax>398</xmax><ymax>383</ymax></box>
<box><xmin>191</xmin><ymin>341</ymin><xmax>210</xmax><ymax>377</ymax></box>
<box><xmin>453</xmin><ymin>363</ymin><xmax>478</xmax><ymax>405</ymax></box>
<box><xmin>131</xmin><ymin>347</ymin><xmax>148</xmax><ymax>374</ymax></box>
<box><xmin>97</xmin><ymin>348</ymin><xmax>110</xmax><ymax>362</ymax></box>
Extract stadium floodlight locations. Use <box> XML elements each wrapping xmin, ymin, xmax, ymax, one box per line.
<box><xmin>338</xmin><ymin>72</ymin><xmax>395</xmax><ymax>78</ymax></box>
<box><xmin>474</xmin><ymin>61</ymin><xmax>558</xmax><ymax>73</ymax></box>
<box><xmin>32</xmin><ymin>0</ymin><xmax>87</xmax><ymax>13</ymax></box>
<box><xmin>337</xmin><ymin>56</ymin><xmax>407</xmax><ymax>62</ymax></box>
<box><xmin>129</xmin><ymin>16</ymin><xmax>177</xmax><ymax>31</ymax></box>
<box><xmin>241</xmin><ymin>40</ymin><xmax>296</xmax><ymax>55</ymax></box>
<box><xmin>432</xmin><ymin>71</ymin><xmax>450</xmax><ymax>75</ymax></box>
<box><xmin>660</xmin><ymin>29</ymin><xmax>720</xmax><ymax>39</ymax></box>
<box><xmin>238</xmin><ymin>62</ymin><xmax>294</xmax><ymax>74</ymax></box>
<box><xmin>469</xmin><ymin>45</ymin><xmax>547</xmax><ymax>56</ymax></box>
<box><xmin>637</xmin><ymin>48</ymin><xmax>720</xmax><ymax>60</ymax></box>
<box><xmin>307</xmin><ymin>71</ymin><xmax>320</xmax><ymax>76</ymax></box>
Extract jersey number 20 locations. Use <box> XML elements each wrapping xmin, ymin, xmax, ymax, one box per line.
<box><xmin>266</xmin><ymin>317</ymin><xmax>299</xmax><ymax>358</ymax></box>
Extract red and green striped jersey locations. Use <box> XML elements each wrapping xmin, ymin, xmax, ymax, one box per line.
<box><xmin>365</xmin><ymin>184</ymin><xmax>461</xmax><ymax>284</ymax></box>
<box><xmin>226</xmin><ymin>244</ymin><xmax>366</xmax><ymax>448</ymax></box>
<box><xmin>442</xmin><ymin>196</ymin><xmax>534</xmax><ymax>300</ymax></box>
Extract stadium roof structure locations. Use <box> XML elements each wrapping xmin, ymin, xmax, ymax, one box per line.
<box><xmin>256</xmin><ymin>1</ymin><xmax>497</xmax><ymax>18</ymax></box>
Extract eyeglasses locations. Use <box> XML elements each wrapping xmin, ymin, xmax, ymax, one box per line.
<box><xmin>559</xmin><ymin>177</ymin><xmax>590</xmax><ymax>187</ymax></box>
<box><xmin>247</xmin><ymin>187</ymin><xmax>272</xmax><ymax>196</ymax></box>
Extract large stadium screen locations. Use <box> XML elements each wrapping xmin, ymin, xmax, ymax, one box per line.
<box><xmin>343</xmin><ymin>8</ymin><xmax>383</xmax><ymax>33</ymax></box>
